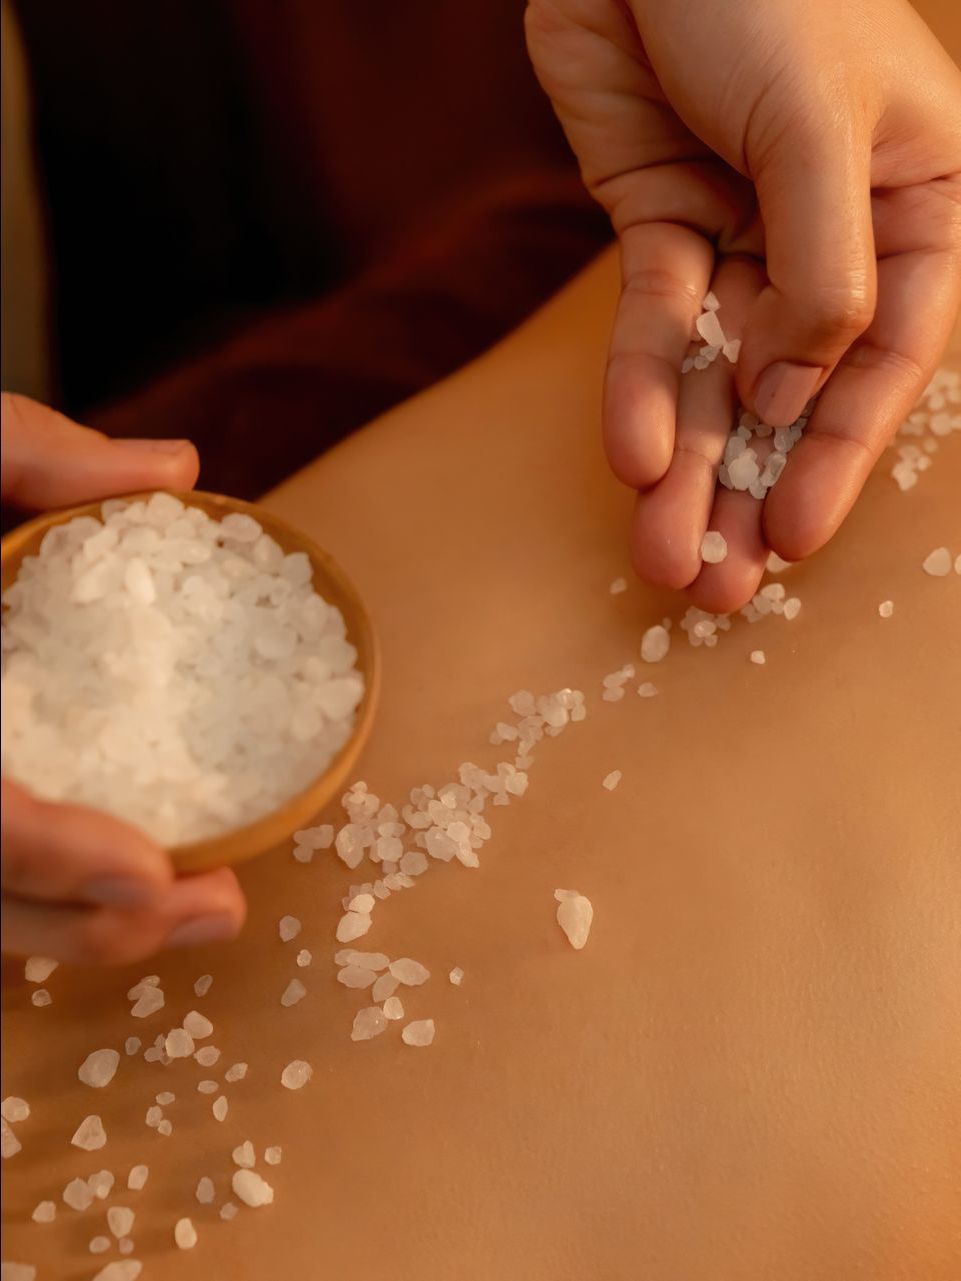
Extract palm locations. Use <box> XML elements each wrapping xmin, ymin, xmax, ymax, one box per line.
<box><xmin>527</xmin><ymin>0</ymin><xmax>961</xmax><ymax>610</ymax></box>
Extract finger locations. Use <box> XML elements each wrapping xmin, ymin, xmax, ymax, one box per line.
<box><xmin>1</xmin><ymin>778</ymin><xmax>172</xmax><ymax>907</ymax></box>
<box><xmin>739</xmin><ymin>125</ymin><xmax>877</xmax><ymax>427</ymax></box>
<box><xmin>686</xmin><ymin>486</ymin><xmax>768</xmax><ymax>614</ymax></box>
<box><xmin>605</xmin><ymin>221</ymin><xmax>714</xmax><ymax>488</ymax></box>
<box><xmin>2</xmin><ymin>870</ymin><xmax>245</xmax><ymax>964</ymax></box>
<box><xmin>631</xmin><ymin>256</ymin><xmax>763</xmax><ymax>589</ymax></box>
<box><xmin>764</xmin><ymin>242</ymin><xmax>961</xmax><ymax>560</ymax></box>
<box><xmin>1</xmin><ymin>393</ymin><xmax>199</xmax><ymax>509</ymax></box>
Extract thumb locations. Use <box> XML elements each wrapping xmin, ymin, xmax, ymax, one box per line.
<box><xmin>1</xmin><ymin>392</ymin><xmax>199</xmax><ymax>509</ymax></box>
<box><xmin>737</xmin><ymin>121</ymin><xmax>877</xmax><ymax>427</ymax></box>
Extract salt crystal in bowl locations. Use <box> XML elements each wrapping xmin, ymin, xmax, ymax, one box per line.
<box><xmin>0</xmin><ymin>490</ymin><xmax>380</xmax><ymax>872</ymax></box>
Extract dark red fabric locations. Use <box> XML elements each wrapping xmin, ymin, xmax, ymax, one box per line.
<box><xmin>13</xmin><ymin>2</ymin><xmax>610</xmax><ymax>497</ymax></box>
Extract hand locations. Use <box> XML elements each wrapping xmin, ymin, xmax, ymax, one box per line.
<box><xmin>526</xmin><ymin>0</ymin><xmax>961</xmax><ymax>610</ymax></box>
<box><xmin>1</xmin><ymin>394</ymin><xmax>246</xmax><ymax>963</ymax></box>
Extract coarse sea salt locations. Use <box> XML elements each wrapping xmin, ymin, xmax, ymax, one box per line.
<box><xmin>640</xmin><ymin>624</ymin><xmax>670</xmax><ymax>664</ymax></box>
<box><xmin>196</xmin><ymin>1177</ymin><xmax>215</xmax><ymax>1204</ymax></box>
<box><xmin>174</xmin><ymin>1218</ymin><xmax>197</xmax><ymax>1250</ymax></box>
<box><xmin>264</xmin><ymin>1146</ymin><xmax>283</xmax><ymax>1165</ymax></box>
<box><xmin>281</xmin><ymin>979</ymin><xmax>306</xmax><ymax>1007</ymax></box>
<box><xmin>351</xmin><ymin>1008</ymin><xmax>388</xmax><ymax>1041</ymax></box>
<box><xmin>555</xmin><ymin>890</ymin><xmax>593</xmax><ymax>950</ymax></box>
<box><xmin>449</xmin><ymin>967</ymin><xmax>464</xmax><ymax>986</ymax></box>
<box><xmin>280</xmin><ymin>1060</ymin><xmax>312</xmax><ymax>1090</ymax></box>
<box><xmin>602</xmin><ymin>771</ymin><xmax>621</xmax><ymax>792</ymax></box>
<box><xmin>389</xmin><ymin>958</ymin><xmax>430</xmax><ymax>986</ymax></box>
<box><xmin>32</xmin><ymin>1200</ymin><xmax>56</xmax><ymax>1223</ymax></box>
<box><xmin>232</xmin><ymin>1169</ymin><xmax>274</xmax><ymax>1207</ymax></box>
<box><xmin>879</xmin><ymin>600</ymin><xmax>894</xmax><ymax>618</ymax></box>
<box><xmin>700</xmin><ymin>531</ymin><xmax>728</xmax><ymax>564</ymax></box>
<box><xmin>922</xmin><ymin>547</ymin><xmax>952</xmax><ymax>576</ymax></box>
<box><xmin>0</xmin><ymin>495</ymin><xmax>365</xmax><ymax>845</ymax></box>
<box><xmin>24</xmin><ymin>957</ymin><xmax>58</xmax><ymax>983</ymax></box>
<box><xmin>279</xmin><ymin>915</ymin><xmax>301</xmax><ymax>942</ymax></box>
<box><xmin>401</xmin><ymin>1019</ymin><xmax>435</xmax><ymax>1048</ymax></box>
<box><xmin>1</xmin><ymin>1098</ymin><xmax>29</xmax><ymax>1123</ymax></box>
<box><xmin>71</xmin><ymin>1115</ymin><xmax>107</xmax><ymax>1151</ymax></box>
<box><xmin>78</xmin><ymin>1049</ymin><xmax>120</xmax><ymax>1088</ymax></box>
<box><xmin>127</xmin><ymin>1165</ymin><xmax>149</xmax><ymax>1190</ymax></box>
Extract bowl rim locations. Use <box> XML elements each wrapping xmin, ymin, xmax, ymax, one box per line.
<box><xmin>0</xmin><ymin>489</ymin><xmax>380</xmax><ymax>871</ymax></box>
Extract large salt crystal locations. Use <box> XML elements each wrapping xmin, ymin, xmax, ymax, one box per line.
<box><xmin>879</xmin><ymin>600</ymin><xmax>894</xmax><ymax>618</ymax></box>
<box><xmin>88</xmin><ymin>1169</ymin><xmax>115</xmax><ymax>1199</ymax></box>
<box><xmin>71</xmin><ymin>1114</ymin><xmax>107</xmax><ymax>1151</ymax></box>
<box><xmin>2</xmin><ymin>1117</ymin><xmax>22</xmax><ymax>1159</ymax></box>
<box><xmin>232</xmin><ymin>1140</ymin><xmax>256</xmax><ymax>1169</ymax></box>
<box><xmin>401</xmin><ymin>1019</ymin><xmax>436</xmax><ymax>1048</ymax></box>
<box><xmin>351</xmin><ymin>1007</ymin><xmax>388</xmax><ymax>1041</ymax></box>
<box><xmin>371</xmin><ymin>973</ymin><xmax>399</xmax><ymax>1002</ymax></box>
<box><xmin>107</xmin><ymin>1206</ymin><xmax>134</xmax><ymax>1238</ymax></box>
<box><xmin>700</xmin><ymin>531</ymin><xmax>728</xmax><ymax>564</ymax></box>
<box><xmin>78</xmin><ymin>1049</ymin><xmax>120</xmax><ymax>1088</ymax></box>
<box><xmin>194</xmin><ymin>1045</ymin><xmax>220</xmax><ymax>1067</ymax></box>
<box><xmin>225</xmin><ymin>1062</ymin><xmax>248</xmax><ymax>1083</ymax></box>
<box><xmin>281</xmin><ymin>979</ymin><xmax>307</xmax><ymax>1007</ymax></box>
<box><xmin>24</xmin><ymin>957</ymin><xmax>58</xmax><ymax>983</ymax></box>
<box><xmin>127</xmin><ymin>1165</ymin><xmax>149</xmax><ymax>1191</ymax></box>
<box><xmin>164</xmin><ymin>1029</ymin><xmax>194</xmax><ymax>1059</ymax></box>
<box><xmin>63</xmin><ymin>1177</ymin><xmax>95</xmax><ymax>1211</ymax></box>
<box><xmin>280</xmin><ymin>1060</ymin><xmax>312</xmax><ymax>1090</ymax></box>
<box><xmin>336</xmin><ymin>911</ymin><xmax>372</xmax><ymax>942</ymax></box>
<box><xmin>388</xmin><ymin>958</ymin><xmax>430</xmax><ymax>986</ymax></box>
<box><xmin>555</xmin><ymin>890</ymin><xmax>593</xmax><ymax>949</ymax></box>
<box><xmin>922</xmin><ymin>546</ymin><xmax>952</xmax><ymax>576</ymax></box>
<box><xmin>334</xmin><ymin>949</ymin><xmax>389</xmax><ymax>970</ymax></box>
<box><xmin>174</xmin><ymin>1218</ymin><xmax>198</xmax><ymax>1250</ymax></box>
<box><xmin>337</xmin><ymin>966</ymin><xmax>376</xmax><ymax>990</ymax></box>
<box><xmin>182</xmin><ymin>1010</ymin><xmax>213</xmax><ymax>1039</ymax></box>
<box><xmin>1</xmin><ymin>1098</ymin><xmax>29</xmax><ymax>1123</ymax></box>
<box><xmin>130</xmin><ymin>987</ymin><xmax>164</xmax><ymax>1019</ymax></box>
<box><xmin>212</xmin><ymin>1096</ymin><xmax>228</xmax><ymax>1122</ymax></box>
<box><xmin>695</xmin><ymin>308</ymin><xmax>726</xmax><ymax>349</ymax></box>
<box><xmin>32</xmin><ymin>1200</ymin><xmax>56</xmax><ymax>1223</ymax></box>
<box><xmin>193</xmin><ymin>974</ymin><xmax>213</xmax><ymax>997</ymax></box>
<box><xmin>196</xmin><ymin>1176</ymin><xmax>215</xmax><ymax>1204</ymax></box>
<box><xmin>383</xmin><ymin>996</ymin><xmax>405</xmax><ymax>1020</ymax></box>
<box><xmin>232</xmin><ymin>1169</ymin><xmax>274</xmax><ymax>1208</ymax></box>
<box><xmin>278</xmin><ymin>915</ymin><xmax>301</xmax><ymax>942</ymax></box>
<box><xmin>640</xmin><ymin>624</ymin><xmax>670</xmax><ymax>664</ymax></box>
<box><xmin>264</xmin><ymin>1146</ymin><xmax>283</xmax><ymax>1166</ymax></box>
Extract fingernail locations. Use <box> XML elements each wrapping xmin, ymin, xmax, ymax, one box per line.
<box><xmin>114</xmin><ymin>438</ymin><xmax>192</xmax><ymax>456</ymax></box>
<box><xmin>83</xmin><ymin>876</ymin><xmax>158</xmax><ymax>908</ymax></box>
<box><xmin>165</xmin><ymin>914</ymin><xmax>238</xmax><ymax>951</ymax></box>
<box><xmin>754</xmin><ymin>363</ymin><xmax>823</xmax><ymax>428</ymax></box>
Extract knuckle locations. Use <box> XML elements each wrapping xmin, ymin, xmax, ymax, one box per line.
<box><xmin>805</xmin><ymin>283</ymin><xmax>874</xmax><ymax>341</ymax></box>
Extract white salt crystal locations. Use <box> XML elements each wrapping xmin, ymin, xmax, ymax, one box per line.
<box><xmin>24</xmin><ymin>957</ymin><xmax>58</xmax><ymax>983</ymax></box>
<box><xmin>90</xmin><ymin>1238</ymin><xmax>111</xmax><ymax>1254</ymax></box>
<box><xmin>219</xmin><ymin>1203</ymin><xmax>238</xmax><ymax>1221</ymax></box>
<box><xmin>164</xmin><ymin>1029</ymin><xmax>194</xmax><ymax>1059</ymax></box>
<box><xmin>118</xmin><ymin>1241</ymin><xmax>134</xmax><ymax>1257</ymax></box>
<box><xmin>923</xmin><ymin>547</ymin><xmax>952</xmax><ymax>576</ymax></box>
<box><xmin>335</xmin><ymin>949</ymin><xmax>389</xmax><ymax>970</ymax></box>
<box><xmin>193</xmin><ymin>974</ymin><xmax>213</xmax><ymax>997</ymax></box>
<box><xmin>296</xmin><ymin>949</ymin><xmax>312</xmax><ymax>967</ymax></box>
<box><xmin>91</xmin><ymin>1263</ymin><xmax>142</xmax><ymax>1281</ymax></box>
<box><xmin>156</xmin><ymin>1120</ymin><xmax>172</xmax><ymax>1137</ymax></box>
<box><xmin>30</xmin><ymin>989</ymin><xmax>51</xmax><ymax>1007</ymax></box>
<box><xmin>695</xmin><ymin>308</ymin><xmax>725</xmax><ymax>348</ymax></box>
<box><xmin>640</xmin><ymin>624</ymin><xmax>670</xmax><ymax>663</ymax></box>
<box><xmin>225</xmin><ymin>1062</ymin><xmax>249</xmax><ymax>1083</ymax></box>
<box><xmin>389</xmin><ymin>958</ymin><xmax>430</xmax><ymax>986</ymax></box>
<box><xmin>232</xmin><ymin>1141</ymin><xmax>256</xmax><ymax>1169</ymax></box>
<box><xmin>32</xmin><ymin>1200</ymin><xmax>56</xmax><ymax>1223</ymax></box>
<box><xmin>281</xmin><ymin>1060</ymin><xmax>312</xmax><ymax>1090</ymax></box>
<box><xmin>264</xmin><ymin>1146</ymin><xmax>283</xmax><ymax>1166</ymax></box>
<box><xmin>401</xmin><ymin>1019</ymin><xmax>436</xmax><ymax>1048</ymax></box>
<box><xmin>879</xmin><ymin>600</ymin><xmax>894</xmax><ymax>618</ymax></box>
<box><xmin>602</xmin><ymin>771</ymin><xmax>621</xmax><ymax>791</ymax></box>
<box><xmin>182</xmin><ymin>1010</ymin><xmax>213</xmax><ymax>1039</ymax></box>
<box><xmin>399</xmin><ymin>850</ymin><xmax>429</xmax><ymax>875</ymax></box>
<box><xmin>281</xmin><ymin>979</ymin><xmax>307</xmax><ymax>1007</ymax></box>
<box><xmin>212</xmin><ymin>1096</ymin><xmax>228</xmax><ymax>1122</ymax></box>
<box><xmin>351</xmin><ymin>1007</ymin><xmax>389</xmax><ymax>1041</ymax></box>
<box><xmin>348</xmin><ymin>892</ymin><xmax>375</xmax><ymax>913</ymax></box>
<box><xmin>124</xmin><ymin>1038</ymin><xmax>141</xmax><ymax>1056</ymax></box>
<box><xmin>63</xmin><ymin>1177</ymin><xmax>95</xmax><ymax>1211</ymax></box>
<box><xmin>337</xmin><ymin>965</ymin><xmax>376</xmax><ymax>990</ymax></box>
<box><xmin>194</xmin><ymin>1045</ymin><xmax>220</xmax><ymax>1067</ymax></box>
<box><xmin>144</xmin><ymin>1106</ymin><xmax>162</xmax><ymax>1128</ymax></box>
<box><xmin>383</xmin><ymin>996</ymin><xmax>405</xmax><ymax>1020</ymax></box>
<box><xmin>278</xmin><ymin>915</ymin><xmax>301</xmax><ymax>942</ymax></box>
<box><xmin>1</xmin><ymin>1098</ymin><xmax>29</xmax><ymax>1123</ymax></box>
<box><xmin>232</xmin><ymin>1169</ymin><xmax>274</xmax><ymax>1208</ymax></box>
<box><xmin>196</xmin><ymin>1176</ymin><xmax>215</xmax><ymax>1204</ymax></box>
<box><xmin>78</xmin><ymin>1049</ymin><xmax>120</xmax><ymax>1088</ymax></box>
<box><xmin>155</xmin><ymin>1092</ymin><xmax>175</xmax><ymax>1106</ymax></box>
<box><xmin>130</xmin><ymin>988</ymin><xmax>164</xmax><ymax>1019</ymax></box>
<box><xmin>88</xmin><ymin>1169</ymin><xmax>115</xmax><ymax>1199</ymax></box>
<box><xmin>555</xmin><ymin>890</ymin><xmax>593</xmax><ymax>949</ymax></box>
<box><xmin>197</xmin><ymin>1081</ymin><xmax>218</xmax><ymax>1094</ymax></box>
<box><xmin>174</xmin><ymin>1218</ymin><xmax>198</xmax><ymax>1250</ymax></box>
<box><xmin>107</xmin><ymin>1206</ymin><xmax>134</xmax><ymax>1238</ymax></box>
<box><xmin>336</xmin><ymin>911</ymin><xmax>372</xmax><ymax>943</ymax></box>
<box><xmin>294</xmin><ymin>824</ymin><xmax>334</xmax><ymax>849</ymax></box>
<box><xmin>637</xmin><ymin>682</ymin><xmax>658</xmax><ymax>698</ymax></box>
<box><xmin>609</xmin><ymin>577</ymin><xmax>628</xmax><ymax>595</ymax></box>
<box><xmin>766</xmin><ymin>552</ymin><xmax>792</xmax><ymax>573</ymax></box>
<box><xmin>449</xmin><ymin>967</ymin><xmax>464</xmax><ymax>986</ymax></box>
<box><xmin>702</xmin><ymin>291</ymin><xmax>720</xmax><ymax>310</ymax></box>
<box><xmin>722</xmin><ymin>338</ymin><xmax>741</xmax><ymax>364</ymax></box>
<box><xmin>71</xmin><ymin>1114</ymin><xmax>107</xmax><ymax>1151</ymax></box>
<box><xmin>127</xmin><ymin>1165</ymin><xmax>149</xmax><ymax>1191</ymax></box>
<box><xmin>372</xmin><ymin>973</ymin><xmax>399</xmax><ymax>1002</ymax></box>
<box><xmin>782</xmin><ymin>598</ymin><xmax>802</xmax><ymax>620</ymax></box>
<box><xmin>700</xmin><ymin>531</ymin><xmax>728</xmax><ymax>564</ymax></box>
<box><xmin>750</xmin><ymin>650</ymin><xmax>766</xmax><ymax>665</ymax></box>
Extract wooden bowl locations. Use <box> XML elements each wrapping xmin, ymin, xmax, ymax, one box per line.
<box><xmin>0</xmin><ymin>490</ymin><xmax>380</xmax><ymax>872</ymax></box>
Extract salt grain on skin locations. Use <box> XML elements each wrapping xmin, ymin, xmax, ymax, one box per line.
<box><xmin>351</xmin><ymin>1008</ymin><xmax>389</xmax><ymax>1041</ymax></box>
<box><xmin>107</xmin><ymin>1206</ymin><xmax>135</xmax><ymax>1238</ymax></box>
<box><xmin>130</xmin><ymin>987</ymin><xmax>164</xmax><ymax>1019</ymax></box>
<box><xmin>127</xmin><ymin>1165</ymin><xmax>149</xmax><ymax>1191</ymax></box>
<box><xmin>24</xmin><ymin>957</ymin><xmax>58</xmax><ymax>983</ymax></box>
<box><xmin>640</xmin><ymin>624</ymin><xmax>670</xmax><ymax>663</ymax></box>
<box><xmin>337</xmin><ymin>965</ymin><xmax>376</xmax><ymax>990</ymax></box>
<box><xmin>220</xmin><ymin>1203</ymin><xmax>239</xmax><ymax>1221</ymax></box>
<box><xmin>1</xmin><ymin>1116</ymin><xmax>21</xmax><ymax>1157</ymax></box>
<box><xmin>371</xmin><ymin>973</ymin><xmax>399</xmax><ymax>1002</ymax></box>
<box><xmin>750</xmin><ymin>650</ymin><xmax>766</xmax><ymax>665</ymax></box>
<box><xmin>1</xmin><ymin>1098</ymin><xmax>29</xmax><ymax>1123</ymax></box>
<box><xmin>194</xmin><ymin>1045</ymin><xmax>220</xmax><ymax>1067</ymax></box>
<box><xmin>197</xmin><ymin>1080</ymin><xmax>219</xmax><ymax>1094</ymax></box>
<box><xmin>389</xmin><ymin>958</ymin><xmax>430</xmax><ymax>986</ymax></box>
<box><xmin>78</xmin><ymin>1050</ymin><xmax>120</xmax><ymax>1089</ymax></box>
<box><xmin>449</xmin><ymin>968</ymin><xmax>464</xmax><ymax>986</ymax></box>
<box><xmin>232</xmin><ymin>1169</ymin><xmax>274</xmax><ymax>1208</ymax></box>
<box><xmin>879</xmin><ymin>600</ymin><xmax>894</xmax><ymax>618</ymax></box>
<box><xmin>382</xmin><ymin>996</ymin><xmax>405</xmax><ymax>1020</ymax></box>
<box><xmin>90</xmin><ymin>1237</ymin><xmax>111</xmax><ymax>1254</ymax></box>
<box><xmin>174</xmin><ymin>1218</ymin><xmax>198</xmax><ymax>1250</ymax></box>
<box><xmin>31</xmin><ymin>989</ymin><xmax>52</xmax><ymax>1007</ymax></box>
<box><xmin>281</xmin><ymin>979</ymin><xmax>307</xmax><ymax>1007</ymax></box>
<box><xmin>155</xmin><ymin>1092</ymin><xmax>175</xmax><ymax>1106</ymax></box>
<box><xmin>88</xmin><ymin>1170</ymin><xmax>115</xmax><ymax>1199</ymax></box>
<box><xmin>401</xmin><ymin>1019</ymin><xmax>436</xmax><ymax>1048</ymax></box>
<box><xmin>296</xmin><ymin>949</ymin><xmax>312</xmax><ymax>967</ymax></box>
<box><xmin>280</xmin><ymin>1060</ymin><xmax>312</xmax><ymax>1090</ymax></box>
<box><xmin>264</xmin><ymin>1147</ymin><xmax>282</xmax><ymax>1166</ymax></box>
<box><xmin>225</xmin><ymin>1062</ymin><xmax>248</xmax><ymax>1083</ymax></box>
<box><xmin>700</xmin><ymin>531</ymin><xmax>728</xmax><ymax>564</ymax></box>
<box><xmin>232</xmin><ymin>1141</ymin><xmax>256</xmax><ymax>1169</ymax></box>
<box><xmin>637</xmin><ymin>682</ymin><xmax>658</xmax><ymax>698</ymax></box>
<box><xmin>63</xmin><ymin>1177</ymin><xmax>95</xmax><ymax>1211</ymax></box>
<box><xmin>156</xmin><ymin>1120</ymin><xmax>173</xmax><ymax>1137</ymax></box>
<box><xmin>193</xmin><ymin>974</ymin><xmax>213</xmax><ymax>997</ymax></box>
<box><xmin>182</xmin><ymin>1010</ymin><xmax>213</xmax><ymax>1039</ymax></box>
<box><xmin>1</xmin><ymin>1266</ymin><xmax>37</xmax><ymax>1281</ymax></box>
<box><xmin>609</xmin><ymin>577</ymin><xmax>628</xmax><ymax>595</ymax></box>
<box><xmin>196</xmin><ymin>1177</ymin><xmax>215</xmax><ymax>1205</ymax></box>
<box><xmin>602</xmin><ymin>771</ymin><xmax>621</xmax><ymax>792</ymax></box>
<box><xmin>279</xmin><ymin>915</ymin><xmax>301</xmax><ymax>942</ymax></box>
<box><xmin>555</xmin><ymin>890</ymin><xmax>593</xmax><ymax>950</ymax></box>
<box><xmin>32</xmin><ymin>1201</ymin><xmax>56</xmax><ymax>1223</ymax></box>
<box><xmin>212</xmin><ymin>1097</ymin><xmax>229</xmax><ymax>1121</ymax></box>
<box><xmin>71</xmin><ymin>1114</ymin><xmax>107</xmax><ymax>1151</ymax></box>
<box><xmin>91</xmin><ymin>1263</ymin><xmax>143</xmax><ymax>1281</ymax></box>
<box><xmin>124</xmin><ymin>1037</ymin><xmax>141</xmax><ymax>1056</ymax></box>
<box><xmin>922</xmin><ymin>546</ymin><xmax>952</xmax><ymax>576</ymax></box>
